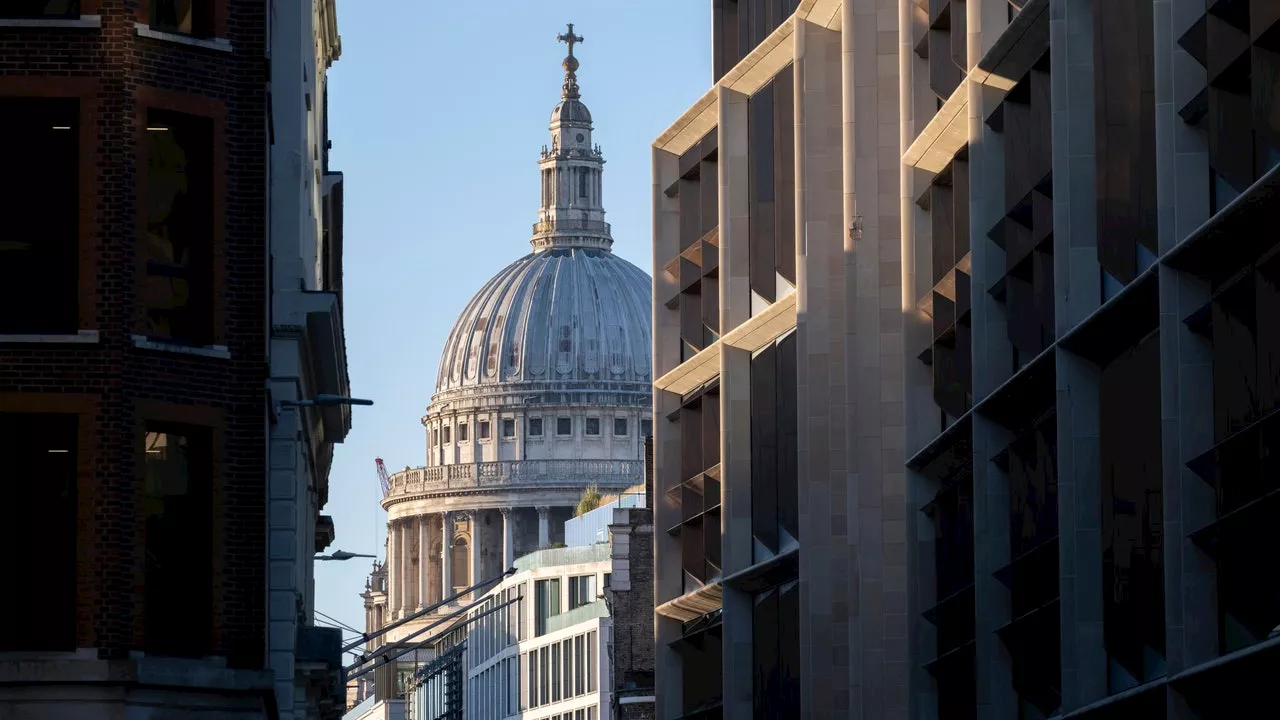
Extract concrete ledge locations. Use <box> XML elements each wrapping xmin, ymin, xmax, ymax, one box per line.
<box><xmin>131</xmin><ymin>334</ymin><xmax>231</xmax><ymax>359</ymax></box>
<box><xmin>721</xmin><ymin>290</ymin><xmax>798</xmax><ymax>353</ymax></box>
<box><xmin>655</xmin><ymin>581</ymin><xmax>723</xmax><ymax>622</ymax></box>
<box><xmin>134</xmin><ymin>22</ymin><xmax>232</xmax><ymax>52</ymax></box>
<box><xmin>0</xmin><ymin>15</ymin><xmax>101</xmax><ymax>28</ymax></box>
<box><xmin>653</xmin><ymin>342</ymin><xmax>721</xmax><ymax>396</ymax></box>
<box><xmin>0</xmin><ymin>330</ymin><xmax>99</xmax><ymax>344</ymax></box>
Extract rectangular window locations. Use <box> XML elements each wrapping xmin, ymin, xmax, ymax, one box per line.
<box><xmin>588</xmin><ymin>706</ymin><xmax>596</xmax><ymax>720</ymax></box>
<box><xmin>563</xmin><ymin>638</ymin><xmax>573</xmax><ymax>699</ymax></box>
<box><xmin>586</xmin><ymin>631</ymin><xmax>596</xmax><ymax>692</ymax></box>
<box><xmin>557</xmin><ymin>417</ymin><xmax>572</xmax><ymax>436</ymax></box>
<box><xmin>578</xmin><ymin>169</ymin><xmax>587</xmax><ymax>198</ymax></box>
<box><xmin>640</xmin><ymin>418</ymin><xmax>652</xmax><ymax>437</ymax></box>
<box><xmin>143</xmin><ymin>109</ymin><xmax>215</xmax><ymax>346</ymax></box>
<box><xmin>479</xmin><ymin>420</ymin><xmax>491</xmax><ymax>440</ymax></box>
<box><xmin>540</xmin><ymin>646</ymin><xmax>550</xmax><ymax>705</ymax></box>
<box><xmin>568</xmin><ymin>574</ymin><xmax>595</xmax><ymax>610</ymax></box>
<box><xmin>432</xmin><ymin>428</ymin><xmax>439</xmax><ymax>446</ymax></box>
<box><xmin>577</xmin><ymin>710</ymin><xmax>585</xmax><ymax>720</ymax></box>
<box><xmin>1</xmin><ymin>412</ymin><xmax>78</xmax><ymax>651</ymax></box>
<box><xmin>535</xmin><ymin>577</ymin><xmax>562</xmax><ymax>636</ymax></box>
<box><xmin>529</xmin><ymin>417</ymin><xmax>544</xmax><ymax>436</ymax></box>
<box><xmin>0</xmin><ymin>98</ymin><xmax>80</xmax><ymax>335</ymax></box>
<box><xmin>151</xmin><ymin>0</ymin><xmax>214</xmax><ymax>38</ymax></box>
<box><xmin>0</xmin><ymin>1</ymin><xmax>81</xmax><ymax>18</ymax></box>
<box><xmin>614</xmin><ymin>417</ymin><xmax>628</xmax><ymax>436</ymax></box>
<box><xmin>524</xmin><ymin>652</ymin><xmax>534</xmax><ymax>709</ymax></box>
<box><xmin>585</xmin><ymin>417</ymin><xmax>601</xmax><ymax>436</ymax></box>
<box><xmin>552</xmin><ymin>642</ymin><xmax>561</xmax><ymax>702</ymax></box>
<box><xmin>502</xmin><ymin>418</ymin><xmax>516</xmax><ymax>438</ymax></box>
<box><xmin>143</xmin><ymin>424</ymin><xmax>213</xmax><ymax>657</ymax></box>
<box><xmin>458</xmin><ymin>423</ymin><xmax>469</xmax><ymax>441</ymax></box>
<box><xmin>442</xmin><ymin>425</ymin><xmax>451</xmax><ymax>444</ymax></box>
<box><xmin>575</xmin><ymin>634</ymin><xmax>585</xmax><ymax>695</ymax></box>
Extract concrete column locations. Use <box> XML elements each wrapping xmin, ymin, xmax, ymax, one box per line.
<box><xmin>386</xmin><ymin>520</ymin><xmax>398</xmax><ymax>619</ymax></box>
<box><xmin>501</xmin><ymin>507</ymin><xmax>515</xmax><ymax>568</ymax></box>
<box><xmin>441</xmin><ymin>511</ymin><xmax>453</xmax><ymax>600</ymax></box>
<box><xmin>536</xmin><ymin>506</ymin><xmax>550</xmax><ymax>548</ymax></box>
<box><xmin>417</xmin><ymin>516</ymin><xmax>429</xmax><ymax>611</ymax></box>
<box><xmin>470</xmin><ymin>510</ymin><xmax>483</xmax><ymax>597</ymax></box>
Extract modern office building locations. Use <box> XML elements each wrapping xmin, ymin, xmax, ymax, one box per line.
<box><xmin>351</xmin><ymin>25</ymin><xmax>653</xmax><ymax>719</ymax></box>
<box><xmin>650</xmin><ymin>0</ymin><xmax>907</xmax><ymax>717</ymax></box>
<box><xmin>0</xmin><ymin>2</ymin><xmax>350</xmax><ymax>718</ymax></box>
<box><xmin>901</xmin><ymin>0</ymin><xmax>1280</xmax><ymax>719</ymax></box>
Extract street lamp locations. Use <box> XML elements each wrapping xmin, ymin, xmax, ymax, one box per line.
<box><xmin>316</xmin><ymin>550</ymin><xmax>377</xmax><ymax>561</ymax></box>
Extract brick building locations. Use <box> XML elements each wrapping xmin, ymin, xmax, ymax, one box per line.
<box><xmin>0</xmin><ymin>2</ymin><xmax>349</xmax><ymax>718</ymax></box>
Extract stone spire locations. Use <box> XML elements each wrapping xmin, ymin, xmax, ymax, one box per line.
<box><xmin>532</xmin><ymin>23</ymin><xmax>612</xmax><ymax>253</ymax></box>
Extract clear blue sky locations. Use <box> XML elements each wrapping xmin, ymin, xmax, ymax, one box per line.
<box><xmin>317</xmin><ymin>1</ymin><xmax>711</xmax><ymax>638</ymax></box>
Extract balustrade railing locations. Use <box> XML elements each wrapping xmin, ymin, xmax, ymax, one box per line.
<box><xmin>531</xmin><ymin>219</ymin><xmax>611</xmax><ymax>235</ymax></box>
<box><xmin>385</xmin><ymin>459</ymin><xmax>642</xmax><ymax>498</ymax></box>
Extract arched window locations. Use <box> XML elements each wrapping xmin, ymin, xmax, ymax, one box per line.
<box><xmin>452</xmin><ymin>538</ymin><xmax>470</xmax><ymax>591</ymax></box>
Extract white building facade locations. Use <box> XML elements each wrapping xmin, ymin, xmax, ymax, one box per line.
<box><xmin>407</xmin><ymin>546</ymin><xmax>613</xmax><ymax>720</ymax></box>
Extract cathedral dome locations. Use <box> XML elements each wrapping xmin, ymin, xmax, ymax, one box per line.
<box><xmin>433</xmin><ymin>246</ymin><xmax>652</xmax><ymax>397</ymax></box>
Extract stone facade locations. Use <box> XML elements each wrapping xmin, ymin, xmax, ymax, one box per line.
<box><xmin>650</xmin><ymin>1</ymin><xmax>906</xmax><ymax>718</ymax></box>
<box><xmin>606</xmin><ymin>507</ymin><xmax>656</xmax><ymax>720</ymax></box>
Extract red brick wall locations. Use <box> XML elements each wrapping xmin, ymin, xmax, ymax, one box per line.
<box><xmin>0</xmin><ymin>2</ymin><xmax>268</xmax><ymax>667</ymax></box>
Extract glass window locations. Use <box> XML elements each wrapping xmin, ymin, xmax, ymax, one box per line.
<box><xmin>458</xmin><ymin>423</ymin><xmax>469</xmax><ymax>441</ymax></box>
<box><xmin>502</xmin><ymin>418</ymin><xmax>516</xmax><ymax>438</ymax></box>
<box><xmin>640</xmin><ymin>418</ymin><xmax>652</xmax><ymax>437</ymax></box>
<box><xmin>585</xmin><ymin>417</ymin><xmax>600</xmax><ymax>436</ymax></box>
<box><xmin>479</xmin><ymin>420</ymin><xmax>491</xmax><ymax>439</ymax></box>
<box><xmin>575</xmin><ymin>634</ymin><xmax>585</xmax><ymax>695</ymax></box>
<box><xmin>0</xmin><ymin>98</ymin><xmax>79</xmax><ymax>335</ymax></box>
<box><xmin>614</xmin><ymin>417</ymin><xmax>628</xmax><ymax>436</ymax></box>
<box><xmin>577</xmin><ymin>710</ymin><xmax>585</xmax><ymax>720</ymax></box>
<box><xmin>552</xmin><ymin>643</ymin><xmax>561</xmax><ymax>702</ymax></box>
<box><xmin>524</xmin><ymin>652</ymin><xmax>534</xmax><ymax>709</ymax></box>
<box><xmin>431</xmin><ymin>428</ymin><xmax>439</xmax><ymax>446</ymax></box>
<box><xmin>151</xmin><ymin>0</ymin><xmax>213</xmax><ymax>38</ymax></box>
<box><xmin>540</xmin><ymin>646</ymin><xmax>550</xmax><ymax>705</ymax></box>
<box><xmin>143</xmin><ymin>109</ymin><xmax>215</xmax><ymax>345</ymax></box>
<box><xmin>442</xmin><ymin>426</ymin><xmax>451</xmax><ymax>444</ymax></box>
<box><xmin>0</xmin><ymin>413</ymin><xmax>78</xmax><ymax>651</ymax></box>
<box><xmin>143</xmin><ymin>425</ymin><xmax>213</xmax><ymax>657</ymax></box>
<box><xmin>568</xmin><ymin>575</ymin><xmax>595</xmax><ymax>610</ymax></box>
<box><xmin>451</xmin><ymin>538</ymin><xmax>469</xmax><ymax>591</ymax></box>
<box><xmin>578</xmin><ymin>169</ymin><xmax>588</xmax><ymax>197</ymax></box>
<box><xmin>587</xmin><ymin>631</ymin><xmax>596</xmax><ymax>692</ymax></box>
<box><xmin>588</xmin><ymin>706</ymin><xmax>597</xmax><ymax>720</ymax></box>
<box><xmin>529</xmin><ymin>417</ymin><xmax>543</xmax><ymax>436</ymax></box>
<box><xmin>563</xmin><ymin>638</ymin><xmax>572</xmax><ymax>699</ymax></box>
<box><xmin>557</xmin><ymin>417</ymin><xmax>572</xmax><ymax>436</ymax></box>
<box><xmin>535</xmin><ymin>578</ymin><xmax>562</xmax><ymax>636</ymax></box>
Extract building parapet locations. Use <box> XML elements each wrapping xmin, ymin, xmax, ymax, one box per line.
<box><xmin>384</xmin><ymin>460</ymin><xmax>642</xmax><ymax>500</ymax></box>
<box><xmin>513</xmin><ymin>543</ymin><xmax>613</xmax><ymax>573</ymax></box>
<box><xmin>546</xmin><ymin>600</ymin><xmax>609</xmax><ymax>635</ymax></box>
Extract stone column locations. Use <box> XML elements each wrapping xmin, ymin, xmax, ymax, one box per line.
<box><xmin>417</xmin><ymin>516</ymin><xmax>429</xmax><ymax>611</ymax></box>
<box><xmin>440</xmin><ymin>511</ymin><xmax>453</xmax><ymax>600</ymax></box>
<box><xmin>398</xmin><ymin>520</ymin><xmax>412</xmax><ymax>614</ymax></box>
<box><xmin>469</xmin><ymin>511</ymin><xmax>483</xmax><ymax>599</ymax></box>
<box><xmin>501</xmin><ymin>507</ymin><xmax>515</xmax><ymax>569</ymax></box>
<box><xmin>386</xmin><ymin>520</ymin><xmax>398</xmax><ymax>619</ymax></box>
<box><xmin>536</xmin><ymin>506</ymin><xmax>550</xmax><ymax>548</ymax></box>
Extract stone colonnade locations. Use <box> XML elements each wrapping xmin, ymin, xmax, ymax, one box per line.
<box><xmin>384</xmin><ymin>505</ymin><xmax>556</xmax><ymax>619</ymax></box>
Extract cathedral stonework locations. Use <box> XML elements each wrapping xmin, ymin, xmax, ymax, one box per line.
<box><xmin>365</xmin><ymin>30</ymin><xmax>652</xmax><ymax>642</ymax></box>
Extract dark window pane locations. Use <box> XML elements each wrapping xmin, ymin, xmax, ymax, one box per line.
<box><xmin>143</xmin><ymin>426</ymin><xmax>213</xmax><ymax>657</ymax></box>
<box><xmin>557</xmin><ymin>417</ymin><xmax>572</xmax><ymax>436</ymax></box>
<box><xmin>151</xmin><ymin>0</ymin><xmax>213</xmax><ymax>38</ymax></box>
<box><xmin>0</xmin><ymin>1</ymin><xmax>80</xmax><ymax>18</ymax></box>
<box><xmin>614</xmin><ymin>417</ymin><xmax>627</xmax><ymax>436</ymax></box>
<box><xmin>0</xmin><ymin>98</ymin><xmax>79</xmax><ymax>334</ymax></box>
<box><xmin>458</xmin><ymin>423</ymin><xmax>469</xmax><ymax>441</ymax></box>
<box><xmin>144</xmin><ymin>109</ymin><xmax>214</xmax><ymax>345</ymax></box>
<box><xmin>0</xmin><ymin>413</ymin><xmax>78</xmax><ymax>651</ymax></box>
<box><xmin>640</xmin><ymin>419</ymin><xmax>652</xmax><ymax>438</ymax></box>
<box><xmin>443</xmin><ymin>426</ymin><xmax>452</xmax><ymax>444</ymax></box>
<box><xmin>479</xmin><ymin>421</ymin><xmax>491</xmax><ymax>440</ymax></box>
<box><xmin>529</xmin><ymin>418</ymin><xmax>543</xmax><ymax>436</ymax></box>
<box><xmin>585</xmin><ymin>417</ymin><xmax>600</xmax><ymax>436</ymax></box>
<box><xmin>502</xmin><ymin>418</ymin><xmax>516</xmax><ymax>437</ymax></box>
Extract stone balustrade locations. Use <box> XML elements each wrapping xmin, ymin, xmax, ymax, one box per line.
<box><xmin>384</xmin><ymin>459</ymin><xmax>642</xmax><ymax>499</ymax></box>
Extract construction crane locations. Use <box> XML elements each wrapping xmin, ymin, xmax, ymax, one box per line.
<box><xmin>375</xmin><ymin>457</ymin><xmax>391</xmax><ymax>497</ymax></box>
